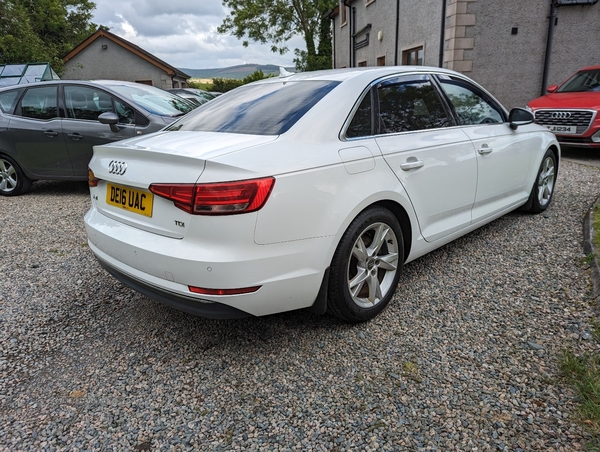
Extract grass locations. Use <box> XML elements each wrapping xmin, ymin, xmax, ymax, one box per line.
<box><xmin>188</xmin><ymin>79</ymin><xmax>214</xmax><ymax>91</ymax></box>
<box><xmin>560</xmin><ymin>349</ymin><xmax>600</xmax><ymax>433</ymax></box>
<box><xmin>557</xmin><ymin>201</ymin><xmax>600</xmax><ymax>448</ymax></box>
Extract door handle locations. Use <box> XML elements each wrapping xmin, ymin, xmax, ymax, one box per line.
<box><xmin>400</xmin><ymin>158</ymin><xmax>424</xmax><ymax>171</ymax></box>
<box><xmin>43</xmin><ymin>130</ymin><xmax>58</xmax><ymax>138</ymax></box>
<box><xmin>478</xmin><ymin>145</ymin><xmax>493</xmax><ymax>155</ymax></box>
<box><xmin>68</xmin><ymin>133</ymin><xmax>83</xmax><ymax>141</ymax></box>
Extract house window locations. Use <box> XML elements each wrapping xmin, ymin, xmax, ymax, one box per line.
<box><xmin>403</xmin><ymin>46</ymin><xmax>424</xmax><ymax>66</ymax></box>
<box><xmin>377</xmin><ymin>56</ymin><xmax>386</xmax><ymax>66</ymax></box>
<box><xmin>135</xmin><ymin>80</ymin><xmax>153</xmax><ymax>86</ymax></box>
<box><xmin>340</xmin><ymin>2</ymin><xmax>347</xmax><ymax>26</ymax></box>
<box><xmin>358</xmin><ymin>60</ymin><xmax>368</xmax><ymax>67</ymax></box>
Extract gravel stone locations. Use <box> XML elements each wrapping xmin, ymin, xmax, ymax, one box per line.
<box><xmin>0</xmin><ymin>162</ymin><xmax>599</xmax><ymax>451</ymax></box>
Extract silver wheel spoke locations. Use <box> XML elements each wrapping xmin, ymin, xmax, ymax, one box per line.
<box><xmin>349</xmin><ymin>267</ymin><xmax>368</xmax><ymax>297</ymax></box>
<box><xmin>352</xmin><ymin>236</ymin><xmax>368</xmax><ymax>263</ymax></box>
<box><xmin>369</xmin><ymin>224</ymin><xmax>390</xmax><ymax>256</ymax></box>
<box><xmin>377</xmin><ymin>253</ymin><xmax>398</xmax><ymax>271</ymax></box>
<box><xmin>538</xmin><ymin>186</ymin><xmax>546</xmax><ymax>203</ymax></box>
<box><xmin>367</xmin><ymin>272</ymin><xmax>382</xmax><ymax>304</ymax></box>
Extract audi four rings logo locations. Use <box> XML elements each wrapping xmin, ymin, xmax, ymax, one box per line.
<box><xmin>108</xmin><ymin>160</ymin><xmax>127</xmax><ymax>175</ymax></box>
<box><xmin>551</xmin><ymin>112</ymin><xmax>572</xmax><ymax>119</ymax></box>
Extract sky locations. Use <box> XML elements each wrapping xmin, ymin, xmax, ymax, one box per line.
<box><xmin>90</xmin><ymin>0</ymin><xmax>305</xmax><ymax>70</ymax></box>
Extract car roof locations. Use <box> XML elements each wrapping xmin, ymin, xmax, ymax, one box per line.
<box><xmin>256</xmin><ymin>65</ymin><xmax>462</xmax><ymax>84</ymax></box>
<box><xmin>577</xmin><ymin>65</ymin><xmax>600</xmax><ymax>72</ymax></box>
<box><xmin>0</xmin><ymin>79</ymin><xmax>153</xmax><ymax>92</ymax></box>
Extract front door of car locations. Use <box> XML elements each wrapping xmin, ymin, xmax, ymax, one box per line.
<box><xmin>372</xmin><ymin>75</ymin><xmax>478</xmax><ymax>242</ymax></box>
<box><xmin>7</xmin><ymin>85</ymin><xmax>73</xmax><ymax>177</ymax></box>
<box><xmin>62</xmin><ymin>85</ymin><xmax>138</xmax><ymax>177</ymax></box>
<box><xmin>436</xmin><ymin>75</ymin><xmax>533</xmax><ymax>222</ymax></box>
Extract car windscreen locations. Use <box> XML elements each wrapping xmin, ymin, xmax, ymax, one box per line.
<box><xmin>558</xmin><ymin>69</ymin><xmax>600</xmax><ymax>93</ymax></box>
<box><xmin>106</xmin><ymin>83</ymin><xmax>195</xmax><ymax>116</ymax></box>
<box><xmin>164</xmin><ymin>80</ymin><xmax>340</xmax><ymax>135</ymax></box>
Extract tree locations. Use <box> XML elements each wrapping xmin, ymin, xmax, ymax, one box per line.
<box><xmin>0</xmin><ymin>1</ymin><xmax>45</xmax><ymax>63</ymax></box>
<box><xmin>0</xmin><ymin>0</ymin><xmax>97</xmax><ymax>73</ymax></box>
<box><xmin>212</xmin><ymin>70</ymin><xmax>273</xmax><ymax>93</ymax></box>
<box><xmin>218</xmin><ymin>0</ymin><xmax>336</xmax><ymax>72</ymax></box>
<box><xmin>293</xmin><ymin>9</ymin><xmax>333</xmax><ymax>71</ymax></box>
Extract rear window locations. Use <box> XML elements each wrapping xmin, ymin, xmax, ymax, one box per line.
<box><xmin>165</xmin><ymin>80</ymin><xmax>340</xmax><ymax>135</ymax></box>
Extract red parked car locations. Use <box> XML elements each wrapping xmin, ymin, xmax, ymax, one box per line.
<box><xmin>528</xmin><ymin>65</ymin><xmax>600</xmax><ymax>149</ymax></box>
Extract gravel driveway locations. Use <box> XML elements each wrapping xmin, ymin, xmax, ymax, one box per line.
<box><xmin>1</xmin><ymin>160</ymin><xmax>600</xmax><ymax>451</ymax></box>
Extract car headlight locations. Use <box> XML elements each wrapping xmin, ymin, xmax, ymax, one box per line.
<box><xmin>524</xmin><ymin>105</ymin><xmax>533</xmax><ymax>113</ymax></box>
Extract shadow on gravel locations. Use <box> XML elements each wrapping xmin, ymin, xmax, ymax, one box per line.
<box><xmin>25</xmin><ymin>180</ymin><xmax>89</xmax><ymax>196</ymax></box>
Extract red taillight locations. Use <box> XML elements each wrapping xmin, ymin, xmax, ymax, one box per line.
<box><xmin>149</xmin><ymin>177</ymin><xmax>275</xmax><ymax>215</ymax></box>
<box><xmin>189</xmin><ymin>285</ymin><xmax>261</xmax><ymax>295</ymax></box>
<box><xmin>149</xmin><ymin>184</ymin><xmax>195</xmax><ymax>213</ymax></box>
<box><xmin>88</xmin><ymin>168</ymin><xmax>99</xmax><ymax>187</ymax></box>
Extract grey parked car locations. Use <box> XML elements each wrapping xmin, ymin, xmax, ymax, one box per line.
<box><xmin>0</xmin><ymin>80</ymin><xmax>196</xmax><ymax>196</ymax></box>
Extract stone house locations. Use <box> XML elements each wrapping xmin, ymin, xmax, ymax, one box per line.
<box><xmin>62</xmin><ymin>29</ymin><xmax>190</xmax><ymax>89</ymax></box>
<box><xmin>329</xmin><ymin>0</ymin><xmax>600</xmax><ymax>108</ymax></box>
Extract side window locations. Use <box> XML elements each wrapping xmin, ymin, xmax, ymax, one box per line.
<box><xmin>377</xmin><ymin>78</ymin><xmax>450</xmax><ymax>134</ymax></box>
<box><xmin>19</xmin><ymin>86</ymin><xmax>58</xmax><ymax>120</ymax></box>
<box><xmin>0</xmin><ymin>90</ymin><xmax>20</xmax><ymax>114</ymax></box>
<box><xmin>115</xmin><ymin>99</ymin><xmax>135</xmax><ymax>124</ymax></box>
<box><xmin>65</xmin><ymin>85</ymin><xmax>135</xmax><ymax>125</ymax></box>
<box><xmin>438</xmin><ymin>76</ymin><xmax>505</xmax><ymax>125</ymax></box>
<box><xmin>65</xmin><ymin>86</ymin><xmax>114</xmax><ymax>121</ymax></box>
<box><xmin>346</xmin><ymin>91</ymin><xmax>372</xmax><ymax>138</ymax></box>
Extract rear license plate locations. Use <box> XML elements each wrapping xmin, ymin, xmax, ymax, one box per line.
<box><xmin>546</xmin><ymin>125</ymin><xmax>577</xmax><ymax>134</ymax></box>
<box><xmin>106</xmin><ymin>183</ymin><xmax>153</xmax><ymax>217</ymax></box>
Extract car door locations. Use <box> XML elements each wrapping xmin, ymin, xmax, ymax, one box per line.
<box><xmin>6</xmin><ymin>84</ymin><xmax>73</xmax><ymax>177</ymax></box>
<box><xmin>62</xmin><ymin>85</ymin><xmax>138</xmax><ymax>177</ymax></box>
<box><xmin>435</xmin><ymin>74</ymin><xmax>534</xmax><ymax>222</ymax></box>
<box><xmin>370</xmin><ymin>74</ymin><xmax>478</xmax><ymax>243</ymax></box>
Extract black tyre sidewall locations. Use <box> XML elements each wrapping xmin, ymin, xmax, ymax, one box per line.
<box><xmin>328</xmin><ymin>206</ymin><xmax>404</xmax><ymax>323</ymax></box>
<box><xmin>0</xmin><ymin>155</ymin><xmax>31</xmax><ymax>196</ymax></box>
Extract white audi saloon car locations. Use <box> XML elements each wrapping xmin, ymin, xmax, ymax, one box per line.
<box><xmin>84</xmin><ymin>67</ymin><xmax>559</xmax><ymax>323</ymax></box>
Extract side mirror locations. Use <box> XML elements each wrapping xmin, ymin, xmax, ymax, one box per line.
<box><xmin>546</xmin><ymin>85</ymin><xmax>558</xmax><ymax>94</ymax></box>
<box><xmin>98</xmin><ymin>112</ymin><xmax>121</xmax><ymax>133</ymax></box>
<box><xmin>508</xmin><ymin>108</ymin><xmax>534</xmax><ymax>130</ymax></box>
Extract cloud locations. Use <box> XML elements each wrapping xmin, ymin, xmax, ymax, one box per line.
<box><xmin>91</xmin><ymin>0</ymin><xmax>303</xmax><ymax>69</ymax></box>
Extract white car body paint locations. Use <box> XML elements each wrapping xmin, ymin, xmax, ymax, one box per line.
<box><xmin>84</xmin><ymin>66</ymin><xmax>560</xmax><ymax>320</ymax></box>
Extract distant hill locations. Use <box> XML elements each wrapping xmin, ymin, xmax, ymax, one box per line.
<box><xmin>180</xmin><ymin>64</ymin><xmax>295</xmax><ymax>80</ymax></box>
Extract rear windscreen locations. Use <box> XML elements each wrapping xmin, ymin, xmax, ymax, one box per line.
<box><xmin>165</xmin><ymin>80</ymin><xmax>340</xmax><ymax>135</ymax></box>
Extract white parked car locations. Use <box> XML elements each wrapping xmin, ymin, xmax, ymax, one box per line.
<box><xmin>84</xmin><ymin>67</ymin><xmax>559</xmax><ymax>323</ymax></box>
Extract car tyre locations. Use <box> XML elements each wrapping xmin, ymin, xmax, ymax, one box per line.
<box><xmin>527</xmin><ymin>149</ymin><xmax>557</xmax><ymax>213</ymax></box>
<box><xmin>0</xmin><ymin>155</ymin><xmax>32</xmax><ymax>196</ymax></box>
<box><xmin>328</xmin><ymin>206</ymin><xmax>403</xmax><ymax>323</ymax></box>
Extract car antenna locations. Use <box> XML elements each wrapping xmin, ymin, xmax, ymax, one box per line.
<box><xmin>279</xmin><ymin>67</ymin><xmax>294</xmax><ymax>78</ymax></box>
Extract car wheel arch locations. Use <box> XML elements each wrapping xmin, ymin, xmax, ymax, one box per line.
<box><xmin>332</xmin><ymin>197</ymin><xmax>414</xmax><ymax>265</ymax></box>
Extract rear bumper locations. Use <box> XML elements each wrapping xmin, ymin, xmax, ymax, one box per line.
<box><xmin>97</xmin><ymin>257</ymin><xmax>251</xmax><ymax>319</ymax></box>
<box><xmin>84</xmin><ymin>208</ymin><xmax>333</xmax><ymax>317</ymax></box>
